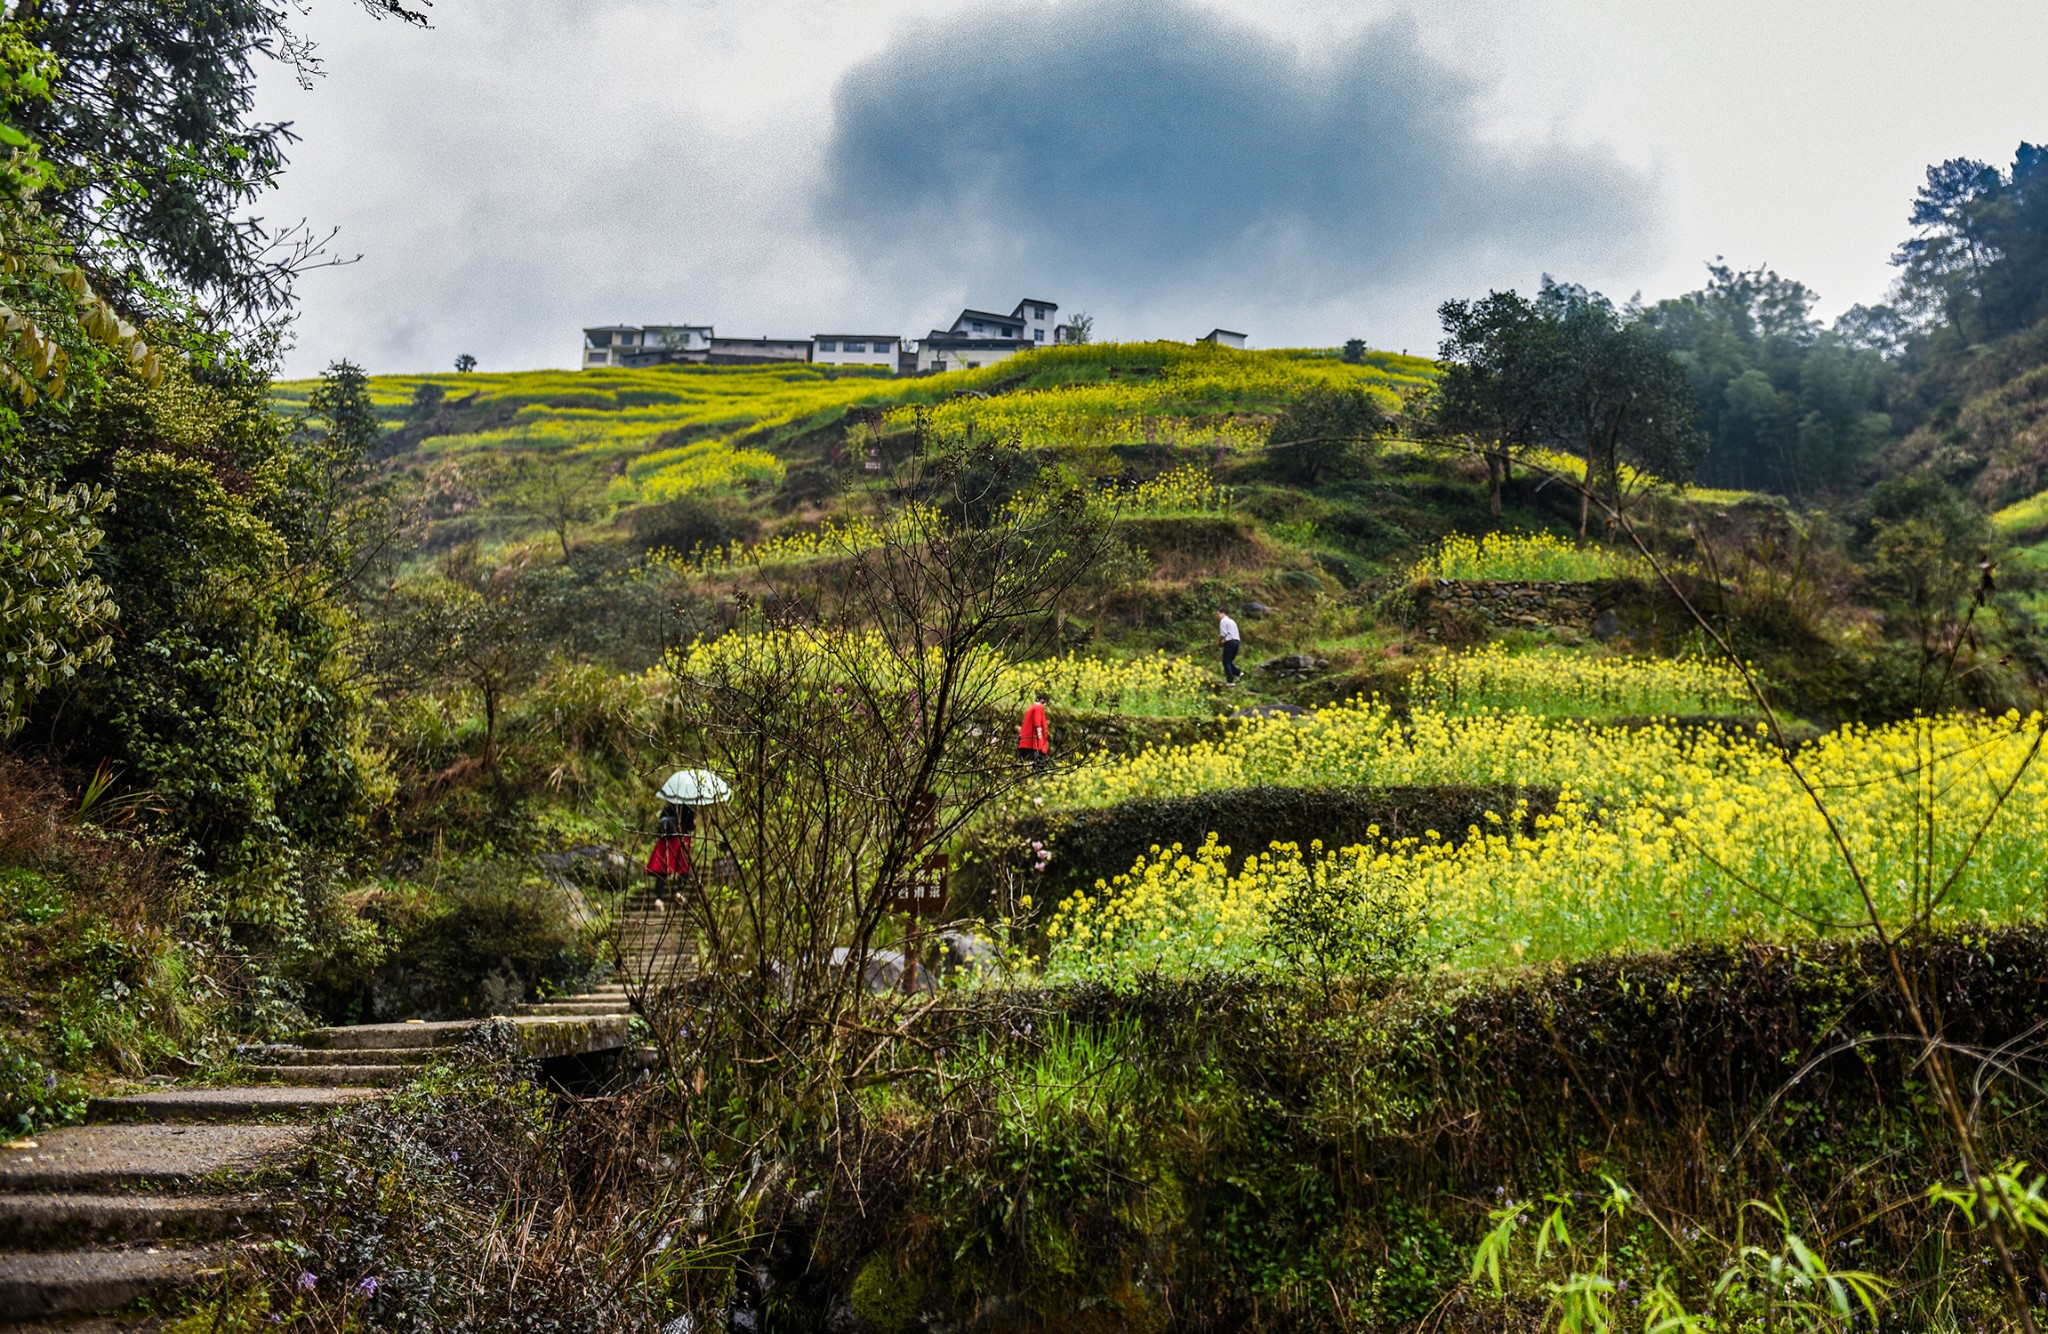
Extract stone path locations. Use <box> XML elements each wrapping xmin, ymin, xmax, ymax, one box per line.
<box><xmin>0</xmin><ymin>1001</ymin><xmax>640</xmax><ymax>1330</ymax></box>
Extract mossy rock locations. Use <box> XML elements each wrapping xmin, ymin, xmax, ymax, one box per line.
<box><xmin>849</xmin><ymin>1251</ymin><xmax>924</xmax><ymax>1333</ymax></box>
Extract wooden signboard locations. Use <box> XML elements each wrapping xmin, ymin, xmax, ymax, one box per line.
<box><xmin>907</xmin><ymin>791</ymin><xmax>938</xmax><ymax>846</ymax></box>
<box><xmin>888</xmin><ymin>854</ymin><xmax>949</xmax><ymax>917</ymax></box>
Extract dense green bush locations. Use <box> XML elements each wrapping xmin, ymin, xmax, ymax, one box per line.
<box><xmin>627</xmin><ymin>493</ymin><xmax>753</xmax><ymax>554</ymax></box>
<box><xmin>302</xmin><ymin>862</ymin><xmax>594</xmax><ymax>1024</ymax></box>
<box><xmin>0</xmin><ymin>760</ymin><xmax>237</xmax><ymax>1131</ymax></box>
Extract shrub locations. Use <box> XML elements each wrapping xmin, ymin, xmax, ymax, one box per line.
<box><xmin>627</xmin><ymin>494</ymin><xmax>753</xmax><ymax>554</ymax></box>
<box><xmin>223</xmin><ymin>1027</ymin><xmax>673</xmax><ymax>1329</ymax></box>
<box><xmin>307</xmin><ymin>863</ymin><xmax>593</xmax><ymax>1023</ymax></box>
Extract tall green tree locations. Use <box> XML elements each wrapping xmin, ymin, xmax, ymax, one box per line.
<box><xmin>1433</xmin><ymin>291</ymin><xmax>1562</xmax><ymax>516</ymax></box>
<box><xmin>1432</xmin><ymin>281</ymin><xmax>1703</xmax><ymax>533</ymax></box>
<box><xmin>1642</xmin><ymin>264</ymin><xmax>1891</xmax><ymax>502</ymax></box>
<box><xmin>1894</xmin><ymin>144</ymin><xmax>2048</xmax><ymax>345</ymax></box>
<box><xmin>10</xmin><ymin>0</ymin><xmax>428</xmax><ymax>321</ymax></box>
<box><xmin>1539</xmin><ymin>280</ymin><xmax>1704</xmax><ymax>538</ymax></box>
<box><xmin>1265</xmin><ymin>386</ymin><xmax>1392</xmax><ymax>486</ymax></box>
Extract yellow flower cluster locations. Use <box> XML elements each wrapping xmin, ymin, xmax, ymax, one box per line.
<box><xmin>1027</xmin><ymin>650</ymin><xmax>1213</xmax><ymax>715</ymax></box>
<box><xmin>629</xmin><ymin>437</ymin><xmax>786</xmax><ymax>499</ymax></box>
<box><xmin>655</xmin><ymin>510</ymin><xmax>921</xmax><ymax>576</ymax></box>
<box><xmin>667</xmin><ymin>631</ymin><xmax>1211</xmax><ymax>717</ymax></box>
<box><xmin>1112</xmin><ymin>464</ymin><xmax>1233</xmax><ymax>516</ymax></box>
<box><xmin>1043</xmin><ymin>711</ymin><xmax>2048</xmax><ymax>976</ymax></box>
<box><xmin>1407</xmin><ymin>531</ymin><xmax>1640</xmax><ymax>583</ymax></box>
<box><xmin>1029</xmin><ymin>697</ymin><xmax>1698</xmax><ymax>812</ymax></box>
<box><xmin>1413</xmin><ymin>645</ymin><xmax>1754</xmax><ymax>719</ymax></box>
<box><xmin>1992</xmin><ymin>489</ymin><xmax>2048</xmax><ymax>542</ymax></box>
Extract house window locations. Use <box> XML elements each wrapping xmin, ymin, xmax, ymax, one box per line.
<box><xmin>1034</xmin><ymin>330</ymin><xmax>1044</xmax><ymax>342</ymax></box>
<box><xmin>1035</xmin><ymin>307</ymin><xmax>1046</xmax><ymax>319</ymax></box>
<box><xmin>818</xmin><ymin>340</ymin><xmax>836</xmax><ymax>352</ymax></box>
<box><xmin>587</xmin><ymin>351</ymin><xmax>609</xmax><ymax>364</ymax></box>
<box><xmin>874</xmin><ymin>341</ymin><xmax>892</xmax><ymax>353</ymax></box>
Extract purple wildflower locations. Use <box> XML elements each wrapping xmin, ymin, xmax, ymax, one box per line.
<box><xmin>297</xmin><ymin>1271</ymin><xmax>318</xmax><ymax>1292</ymax></box>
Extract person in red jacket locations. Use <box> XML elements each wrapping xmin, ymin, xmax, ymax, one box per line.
<box><xmin>1017</xmin><ymin>692</ymin><xmax>1051</xmax><ymax>768</ymax></box>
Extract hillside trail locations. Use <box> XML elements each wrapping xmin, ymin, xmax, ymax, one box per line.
<box><xmin>0</xmin><ymin>906</ymin><xmax>684</xmax><ymax>1330</ymax></box>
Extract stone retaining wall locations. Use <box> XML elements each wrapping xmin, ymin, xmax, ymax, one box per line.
<box><xmin>1412</xmin><ymin>578</ymin><xmax>1627</xmax><ymax>635</ymax></box>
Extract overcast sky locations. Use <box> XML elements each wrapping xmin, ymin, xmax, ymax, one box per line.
<box><xmin>256</xmin><ymin>0</ymin><xmax>2048</xmax><ymax>377</ymax></box>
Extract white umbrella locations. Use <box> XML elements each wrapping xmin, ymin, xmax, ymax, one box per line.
<box><xmin>657</xmin><ymin>769</ymin><xmax>732</xmax><ymax>805</ymax></box>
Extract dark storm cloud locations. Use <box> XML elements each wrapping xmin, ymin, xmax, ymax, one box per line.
<box><xmin>818</xmin><ymin>0</ymin><xmax>1658</xmax><ymax>303</ymax></box>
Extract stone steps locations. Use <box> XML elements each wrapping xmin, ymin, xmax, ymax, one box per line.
<box><xmin>0</xmin><ymin>1125</ymin><xmax>315</xmax><ymax>1195</ymax></box>
<box><xmin>268</xmin><ymin>1045</ymin><xmax>438</xmax><ymax>1067</ymax></box>
<box><xmin>0</xmin><ymin>1245</ymin><xmax>223</xmax><ymax>1321</ymax></box>
<box><xmin>512</xmin><ymin>999</ymin><xmax>632</xmax><ymax>1017</ymax></box>
<box><xmin>0</xmin><ymin>1009</ymin><xmax>641</xmax><ymax>1326</ymax></box>
<box><xmin>0</xmin><ymin>1192</ymin><xmax>265</xmax><ymax>1249</ymax></box>
<box><xmin>87</xmin><ymin>1087</ymin><xmax>378</xmax><ymax>1125</ymax></box>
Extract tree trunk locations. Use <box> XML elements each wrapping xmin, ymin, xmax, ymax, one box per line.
<box><xmin>1486</xmin><ymin>451</ymin><xmax>1503</xmax><ymax>517</ymax></box>
<box><xmin>483</xmin><ymin>685</ymin><xmax>499</xmax><ymax>778</ymax></box>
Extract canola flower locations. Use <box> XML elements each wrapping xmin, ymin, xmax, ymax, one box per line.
<box><xmin>1413</xmin><ymin>645</ymin><xmax>1754</xmax><ymax>719</ymax></box>
<box><xmin>1408</xmin><ymin>531</ymin><xmax>1640</xmax><ymax>583</ymax></box>
<box><xmin>882</xmin><ymin>344</ymin><xmax>1416</xmax><ymax>453</ymax></box>
<box><xmin>1110</xmin><ymin>463</ymin><xmax>1233</xmax><ymax>516</ymax></box>
<box><xmin>667</xmin><ymin>631</ymin><xmax>1212</xmax><ymax>717</ymax></box>
<box><xmin>1042</xmin><ymin>711</ymin><xmax>2048</xmax><ymax>978</ymax></box>
<box><xmin>1992</xmin><ymin>489</ymin><xmax>2048</xmax><ymax>542</ymax></box>
<box><xmin>655</xmin><ymin>509</ymin><xmax>924</xmax><ymax>576</ymax></box>
<box><xmin>666</xmin><ymin>466</ymin><xmax>1229</xmax><ymax>578</ymax></box>
<box><xmin>1025</xmin><ymin>696</ymin><xmax>1723</xmax><ymax>813</ymax></box>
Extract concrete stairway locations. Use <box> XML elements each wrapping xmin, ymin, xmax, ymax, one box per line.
<box><xmin>603</xmin><ymin>907</ymin><xmax>699</xmax><ymax>996</ymax></box>
<box><xmin>0</xmin><ymin>1082</ymin><xmax>370</xmax><ymax>1326</ymax></box>
<box><xmin>0</xmin><ymin>1013</ymin><xmax>640</xmax><ymax>1328</ymax></box>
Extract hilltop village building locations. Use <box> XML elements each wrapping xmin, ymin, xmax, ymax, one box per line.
<box><xmin>580</xmin><ymin>299</ymin><xmax>1245</xmax><ymax>374</ymax></box>
<box><xmin>811</xmin><ymin>335</ymin><xmax>901</xmax><ymax>369</ymax></box>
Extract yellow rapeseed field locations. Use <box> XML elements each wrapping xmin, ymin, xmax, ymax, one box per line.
<box><xmin>667</xmin><ymin>631</ymin><xmax>1213</xmax><ymax>716</ymax></box>
<box><xmin>1407</xmin><ymin>531</ymin><xmax>1641</xmax><ymax>583</ymax></box>
<box><xmin>1038</xmin><ymin>708</ymin><xmax>2048</xmax><ymax>976</ymax></box>
<box><xmin>1412</xmin><ymin>645</ymin><xmax>1754</xmax><ymax>718</ymax></box>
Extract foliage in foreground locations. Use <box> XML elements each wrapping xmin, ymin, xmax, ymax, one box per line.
<box><xmin>249</xmin><ymin>932</ymin><xmax>2048</xmax><ymax>1331</ymax></box>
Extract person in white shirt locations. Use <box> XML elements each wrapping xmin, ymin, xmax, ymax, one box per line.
<box><xmin>1217</xmin><ymin>610</ymin><xmax>1242</xmax><ymax>684</ymax></box>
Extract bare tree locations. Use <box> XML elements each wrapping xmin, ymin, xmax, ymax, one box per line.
<box><xmin>492</xmin><ymin>452</ymin><xmax>613</xmax><ymax>561</ymax></box>
<box><xmin>615</xmin><ymin>436</ymin><xmax>1110</xmax><ymax>1312</ymax></box>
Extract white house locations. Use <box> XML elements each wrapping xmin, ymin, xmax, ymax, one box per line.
<box><xmin>812</xmin><ymin>334</ymin><xmax>902</xmax><ymax>369</ymax></box>
<box><xmin>1197</xmin><ymin>328</ymin><xmax>1247</xmax><ymax>349</ymax></box>
<box><xmin>913</xmin><ymin>298</ymin><xmax>1069</xmax><ymax>373</ymax></box>
<box><xmin>581</xmin><ymin>297</ymin><xmax>1072</xmax><ymax>375</ymax></box>
<box><xmin>582</xmin><ymin>324</ymin><xmax>713</xmax><ymax>368</ymax></box>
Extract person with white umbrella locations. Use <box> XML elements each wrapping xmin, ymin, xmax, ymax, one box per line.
<box><xmin>645</xmin><ymin>768</ymin><xmax>731</xmax><ymax>894</ymax></box>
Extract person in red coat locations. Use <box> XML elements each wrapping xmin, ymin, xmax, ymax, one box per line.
<box><xmin>1017</xmin><ymin>692</ymin><xmax>1050</xmax><ymax>769</ymax></box>
<box><xmin>645</xmin><ymin>801</ymin><xmax>694</xmax><ymax>893</ymax></box>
